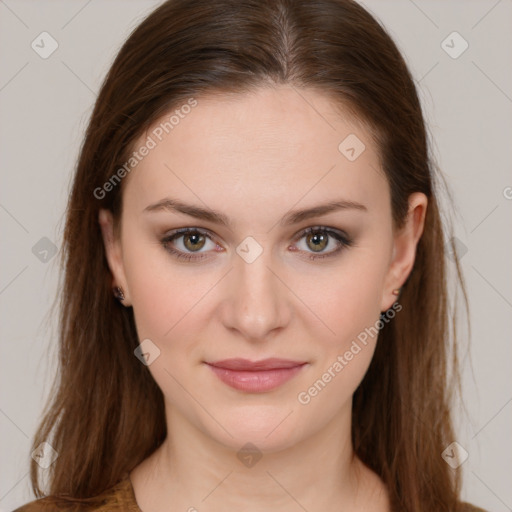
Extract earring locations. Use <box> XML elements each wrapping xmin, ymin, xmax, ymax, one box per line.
<box><xmin>392</xmin><ymin>288</ymin><xmax>401</xmax><ymax>296</ymax></box>
<box><xmin>113</xmin><ymin>286</ymin><xmax>125</xmax><ymax>301</ymax></box>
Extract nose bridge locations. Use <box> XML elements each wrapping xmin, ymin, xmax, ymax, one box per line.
<box><xmin>223</xmin><ymin>236</ymin><xmax>289</xmax><ymax>339</ymax></box>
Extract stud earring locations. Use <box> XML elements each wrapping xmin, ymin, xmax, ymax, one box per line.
<box><xmin>392</xmin><ymin>288</ymin><xmax>401</xmax><ymax>296</ymax></box>
<box><xmin>113</xmin><ymin>286</ymin><xmax>125</xmax><ymax>301</ymax></box>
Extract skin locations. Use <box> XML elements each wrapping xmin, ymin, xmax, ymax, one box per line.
<box><xmin>99</xmin><ymin>85</ymin><xmax>427</xmax><ymax>512</ymax></box>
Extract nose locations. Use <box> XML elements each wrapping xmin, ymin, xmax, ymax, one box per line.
<box><xmin>218</xmin><ymin>242</ymin><xmax>291</xmax><ymax>343</ymax></box>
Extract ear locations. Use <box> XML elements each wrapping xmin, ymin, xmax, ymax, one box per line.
<box><xmin>98</xmin><ymin>208</ymin><xmax>131</xmax><ymax>306</ymax></box>
<box><xmin>380</xmin><ymin>192</ymin><xmax>428</xmax><ymax>312</ymax></box>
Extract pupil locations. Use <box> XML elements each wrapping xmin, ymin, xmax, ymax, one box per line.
<box><xmin>185</xmin><ymin>233</ymin><xmax>204</xmax><ymax>251</ymax></box>
<box><xmin>309</xmin><ymin>232</ymin><xmax>326</xmax><ymax>252</ymax></box>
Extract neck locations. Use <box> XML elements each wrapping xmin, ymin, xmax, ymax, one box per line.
<box><xmin>130</xmin><ymin>399</ymin><xmax>389</xmax><ymax>512</ymax></box>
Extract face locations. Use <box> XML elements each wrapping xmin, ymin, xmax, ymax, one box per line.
<box><xmin>99</xmin><ymin>85</ymin><xmax>426</xmax><ymax>453</ymax></box>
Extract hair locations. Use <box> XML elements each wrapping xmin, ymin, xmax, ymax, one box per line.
<box><xmin>28</xmin><ymin>1</ymin><xmax>471</xmax><ymax>511</ymax></box>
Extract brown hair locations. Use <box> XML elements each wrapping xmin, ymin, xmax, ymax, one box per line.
<box><xmin>28</xmin><ymin>1</ymin><xmax>470</xmax><ymax>510</ymax></box>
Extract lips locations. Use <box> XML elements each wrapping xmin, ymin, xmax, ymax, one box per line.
<box><xmin>206</xmin><ymin>358</ymin><xmax>306</xmax><ymax>371</ymax></box>
<box><xmin>205</xmin><ymin>358</ymin><xmax>308</xmax><ymax>392</ymax></box>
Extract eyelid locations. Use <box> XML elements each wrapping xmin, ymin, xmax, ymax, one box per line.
<box><xmin>291</xmin><ymin>225</ymin><xmax>350</xmax><ymax>243</ymax></box>
<box><xmin>162</xmin><ymin>225</ymin><xmax>349</xmax><ymax>242</ymax></box>
<box><xmin>163</xmin><ymin>227</ymin><xmax>218</xmax><ymax>250</ymax></box>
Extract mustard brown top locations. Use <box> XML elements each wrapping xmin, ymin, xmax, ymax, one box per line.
<box><xmin>12</xmin><ymin>473</ymin><xmax>141</xmax><ymax>512</ymax></box>
<box><xmin>12</xmin><ymin>474</ymin><xmax>489</xmax><ymax>512</ymax></box>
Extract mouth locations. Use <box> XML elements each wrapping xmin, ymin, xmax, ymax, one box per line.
<box><xmin>204</xmin><ymin>358</ymin><xmax>308</xmax><ymax>392</ymax></box>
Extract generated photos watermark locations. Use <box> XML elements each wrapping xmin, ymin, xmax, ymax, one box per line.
<box><xmin>93</xmin><ymin>97</ymin><xmax>198</xmax><ymax>200</ymax></box>
<box><xmin>297</xmin><ymin>301</ymin><xmax>402</xmax><ymax>405</ymax></box>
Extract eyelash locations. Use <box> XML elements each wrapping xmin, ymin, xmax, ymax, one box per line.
<box><xmin>160</xmin><ymin>226</ymin><xmax>354</xmax><ymax>262</ymax></box>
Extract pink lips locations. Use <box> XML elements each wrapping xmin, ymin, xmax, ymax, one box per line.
<box><xmin>205</xmin><ymin>358</ymin><xmax>308</xmax><ymax>392</ymax></box>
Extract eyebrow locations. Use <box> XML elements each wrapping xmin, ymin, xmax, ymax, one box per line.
<box><xmin>143</xmin><ymin>197</ymin><xmax>367</xmax><ymax>227</ymax></box>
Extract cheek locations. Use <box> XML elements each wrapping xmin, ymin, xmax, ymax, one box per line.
<box><xmin>297</xmin><ymin>256</ymin><xmax>388</xmax><ymax>347</ymax></box>
<box><xmin>294</xmin><ymin>274</ymin><xmax>385</xmax><ymax>414</ymax></box>
<box><xmin>123</xmin><ymin>237</ymin><xmax>222</xmax><ymax>362</ymax></box>
<box><xmin>292</xmin><ymin>250</ymin><xmax>388</xmax><ymax>401</ymax></box>
<box><xmin>120</xmin><ymin>233</ymin><xmax>173</xmax><ymax>340</ymax></box>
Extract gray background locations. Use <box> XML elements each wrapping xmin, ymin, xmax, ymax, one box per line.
<box><xmin>1</xmin><ymin>1</ymin><xmax>511</xmax><ymax>510</ymax></box>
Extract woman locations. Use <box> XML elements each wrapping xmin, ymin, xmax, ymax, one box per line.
<box><xmin>13</xmin><ymin>0</ymin><xmax>486</xmax><ymax>511</ymax></box>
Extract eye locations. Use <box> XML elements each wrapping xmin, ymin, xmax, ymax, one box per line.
<box><xmin>291</xmin><ymin>226</ymin><xmax>354</xmax><ymax>261</ymax></box>
<box><xmin>161</xmin><ymin>228</ymin><xmax>219</xmax><ymax>262</ymax></box>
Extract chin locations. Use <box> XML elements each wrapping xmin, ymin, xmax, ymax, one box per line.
<box><xmin>201</xmin><ymin>405</ymin><xmax>304</xmax><ymax>454</ymax></box>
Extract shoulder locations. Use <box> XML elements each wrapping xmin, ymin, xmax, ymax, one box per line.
<box><xmin>11</xmin><ymin>496</ymin><xmax>73</xmax><ymax>512</ymax></box>
<box><xmin>460</xmin><ymin>502</ymin><xmax>490</xmax><ymax>512</ymax></box>
<box><xmin>11</xmin><ymin>475</ymin><xmax>140</xmax><ymax>512</ymax></box>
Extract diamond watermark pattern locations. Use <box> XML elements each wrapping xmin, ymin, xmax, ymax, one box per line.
<box><xmin>441</xmin><ymin>31</ymin><xmax>469</xmax><ymax>59</ymax></box>
<box><xmin>237</xmin><ymin>442</ymin><xmax>263</xmax><ymax>468</ymax></box>
<box><xmin>338</xmin><ymin>134</ymin><xmax>366</xmax><ymax>162</ymax></box>
<box><xmin>31</xmin><ymin>31</ymin><xmax>59</xmax><ymax>59</ymax></box>
<box><xmin>31</xmin><ymin>237</ymin><xmax>58</xmax><ymax>263</ymax></box>
<box><xmin>31</xmin><ymin>442</ymin><xmax>59</xmax><ymax>469</ymax></box>
<box><xmin>447</xmin><ymin>236</ymin><xmax>468</xmax><ymax>262</ymax></box>
<box><xmin>134</xmin><ymin>338</ymin><xmax>161</xmax><ymax>366</ymax></box>
<box><xmin>236</xmin><ymin>236</ymin><xmax>263</xmax><ymax>264</ymax></box>
<box><xmin>442</xmin><ymin>442</ymin><xmax>469</xmax><ymax>469</ymax></box>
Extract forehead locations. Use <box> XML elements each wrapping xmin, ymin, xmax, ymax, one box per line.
<box><xmin>122</xmin><ymin>85</ymin><xmax>389</xmax><ymax>224</ymax></box>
